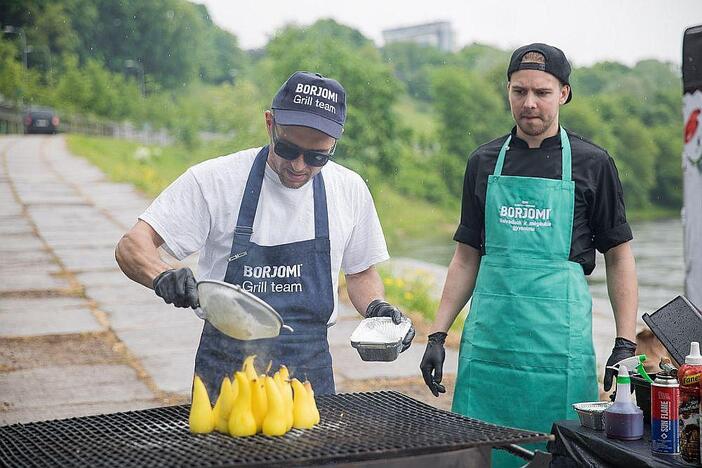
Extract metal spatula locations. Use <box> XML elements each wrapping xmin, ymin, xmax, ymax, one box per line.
<box><xmin>194</xmin><ymin>280</ymin><xmax>293</xmax><ymax>340</ymax></box>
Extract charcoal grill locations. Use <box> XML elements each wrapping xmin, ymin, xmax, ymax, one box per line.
<box><xmin>0</xmin><ymin>391</ymin><xmax>549</xmax><ymax>467</ymax></box>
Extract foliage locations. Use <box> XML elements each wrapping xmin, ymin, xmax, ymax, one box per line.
<box><xmin>430</xmin><ymin>67</ymin><xmax>512</xmax><ymax>193</ymax></box>
<box><xmin>378</xmin><ymin>267</ymin><xmax>439</xmax><ymax>322</ymax></box>
<box><xmin>382</xmin><ymin>42</ymin><xmax>449</xmax><ymax>101</ymax></box>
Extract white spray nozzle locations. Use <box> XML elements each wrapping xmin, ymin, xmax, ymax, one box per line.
<box><xmin>685</xmin><ymin>341</ymin><xmax>702</xmax><ymax>365</ymax></box>
<box><xmin>606</xmin><ymin>354</ymin><xmax>646</xmax><ymax>371</ymax></box>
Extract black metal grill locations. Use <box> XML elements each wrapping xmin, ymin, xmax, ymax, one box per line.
<box><xmin>0</xmin><ymin>391</ymin><xmax>548</xmax><ymax>467</ymax></box>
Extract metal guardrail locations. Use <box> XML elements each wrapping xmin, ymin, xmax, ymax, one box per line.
<box><xmin>0</xmin><ymin>105</ymin><xmax>23</xmax><ymax>134</ymax></box>
<box><xmin>0</xmin><ymin>103</ymin><xmax>173</xmax><ymax>146</ymax></box>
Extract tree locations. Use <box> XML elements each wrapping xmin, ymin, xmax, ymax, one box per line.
<box><xmin>650</xmin><ymin>124</ymin><xmax>683</xmax><ymax>208</ymax></box>
<box><xmin>382</xmin><ymin>42</ymin><xmax>449</xmax><ymax>101</ymax></box>
<box><xmin>431</xmin><ymin>67</ymin><xmax>510</xmax><ymax>154</ymax></box>
<box><xmin>0</xmin><ymin>40</ymin><xmax>25</xmax><ymax>104</ymax></box>
<box><xmin>430</xmin><ymin>67</ymin><xmax>511</xmax><ymax>192</ymax></box>
<box><xmin>452</xmin><ymin>43</ymin><xmax>510</xmax><ymax>75</ymax></box>
<box><xmin>611</xmin><ymin>119</ymin><xmax>657</xmax><ymax>209</ymax></box>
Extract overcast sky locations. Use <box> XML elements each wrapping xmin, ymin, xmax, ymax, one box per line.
<box><xmin>195</xmin><ymin>0</ymin><xmax>702</xmax><ymax>67</ymax></box>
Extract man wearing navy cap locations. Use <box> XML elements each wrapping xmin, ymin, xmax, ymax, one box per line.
<box><xmin>420</xmin><ymin>44</ymin><xmax>638</xmax><ymax>465</ymax></box>
<box><xmin>116</xmin><ymin>71</ymin><xmax>414</xmax><ymax>399</ymax></box>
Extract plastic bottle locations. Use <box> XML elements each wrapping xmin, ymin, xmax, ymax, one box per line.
<box><xmin>604</xmin><ymin>364</ymin><xmax>644</xmax><ymax>440</ymax></box>
<box><xmin>678</xmin><ymin>341</ymin><xmax>702</xmax><ymax>463</ymax></box>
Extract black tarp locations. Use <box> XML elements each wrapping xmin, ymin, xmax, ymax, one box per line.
<box><xmin>548</xmin><ymin>420</ymin><xmax>689</xmax><ymax>468</ymax></box>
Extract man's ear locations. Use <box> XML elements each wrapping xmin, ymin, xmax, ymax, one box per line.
<box><xmin>560</xmin><ymin>85</ymin><xmax>570</xmax><ymax>105</ymax></box>
<box><xmin>264</xmin><ymin>110</ymin><xmax>273</xmax><ymax>136</ymax></box>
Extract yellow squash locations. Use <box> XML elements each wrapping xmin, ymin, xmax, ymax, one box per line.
<box><xmin>250</xmin><ymin>376</ymin><xmax>268</xmax><ymax>432</ymax></box>
<box><xmin>279</xmin><ymin>365</ymin><xmax>290</xmax><ymax>382</ymax></box>
<box><xmin>189</xmin><ymin>375</ymin><xmax>215</xmax><ymax>434</ymax></box>
<box><xmin>213</xmin><ymin>377</ymin><xmax>235</xmax><ymax>433</ymax></box>
<box><xmin>228</xmin><ymin>372</ymin><xmax>257</xmax><ymax>437</ymax></box>
<box><xmin>274</xmin><ymin>371</ymin><xmax>294</xmax><ymax>431</ymax></box>
<box><xmin>242</xmin><ymin>355</ymin><xmax>258</xmax><ymax>382</ymax></box>
<box><xmin>262</xmin><ymin>376</ymin><xmax>288</xmax><ymax>436</ymax></box>
<box><xmin>304</xmin><ymin>380</ymin><xmax>321</xmax><ymax>425</ymax></box>
<box><xmin>291</xmin><ymin>378</ymin><xmax>316</xmax><ymax>429</ymax></box>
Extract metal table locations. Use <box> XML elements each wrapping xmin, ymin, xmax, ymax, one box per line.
<box><xmin>549</xmin><ymin>419</ymin><xmax>692</xmax><ymax>467</ymax></box>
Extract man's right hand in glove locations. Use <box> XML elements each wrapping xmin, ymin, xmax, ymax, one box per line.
<box><xmin>420</xmin><ymin>332</ymin><xmax>447</xmax><ymax>397</ymax></box>
<box><xmin>152</xmin><ymin>267</ymin><xmax>199</xmax><ymax>308</ymax></box>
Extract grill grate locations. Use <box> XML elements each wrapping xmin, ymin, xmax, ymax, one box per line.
<box><xmin>0</xmin><ymin>391</ymin><xmax>548</xmax><ymax>467</ymax></box>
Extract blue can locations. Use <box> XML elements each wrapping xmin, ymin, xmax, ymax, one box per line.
<box><xmin>651</xmin><ymin>374</ymin><xmax>680</xmax><ymax>454</ymax></box>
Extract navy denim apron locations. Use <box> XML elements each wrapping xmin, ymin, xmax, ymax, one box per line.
<box><xmin>194</xmin><ymin>146</ymin><xmax>335</xmax><ymax>400</ymax></box>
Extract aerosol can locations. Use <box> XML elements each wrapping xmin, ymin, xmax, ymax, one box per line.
<box><xmin>651</xmin><ymin>373</ymin><xmax>679</xmax><ymax>454</ymax></box>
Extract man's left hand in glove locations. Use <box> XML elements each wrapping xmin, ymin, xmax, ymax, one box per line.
<box><xmin>365</xmin><ymin>299</ymin><xmax>416</xmax><ymax>351</ymax></box>
<box><xmin>604</xmin><ymin>336</ymin><xmax>637</xmax><ymax>392</ymax></box>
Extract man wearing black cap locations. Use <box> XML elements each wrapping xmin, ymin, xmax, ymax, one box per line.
<box><xmin>116</xmin><ymin>71</ymin><xmax>414</xmax><ymax>400</ymax></box>
<box><xmin>420</xmin><ymin>44</ymin><xmax>638</xmax><ymax>461</ymax></box>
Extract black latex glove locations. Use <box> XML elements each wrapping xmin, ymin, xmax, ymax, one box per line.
<box><xmin>603</xmin><ymin>336</ymin><xmax>637</xmax><ymax>391</ymax></box>
<box><xmin>420</xmin><ymin>332</ymin><xmax>447</xmax><ymax>397</ymax></box>
<box><xmin>365</xmin><ymin>299</ymin><xmax>415</xmax><ymax>352</ymax></box>
<box><xmin>152</xmin><ymin>267</ymin><xmax>199</xmax><ymax>309</ymax></box>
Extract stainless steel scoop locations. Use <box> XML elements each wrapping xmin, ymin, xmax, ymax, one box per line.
<box><xmin>195</xmin><ymin>280</ymin><xmax>293</xmax><ymax>340</ymax></box>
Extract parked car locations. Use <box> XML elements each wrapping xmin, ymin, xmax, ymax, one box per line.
<box><xmin>24</xmin><ymin>107</ymin><xmax>60</xmax><ymax>134</ymax></box>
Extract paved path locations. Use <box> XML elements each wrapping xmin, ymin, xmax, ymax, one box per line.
<box><xmin>0</xmin><ymin>135</ymin><xmax>457</xmax><ymax>425</ymax></box>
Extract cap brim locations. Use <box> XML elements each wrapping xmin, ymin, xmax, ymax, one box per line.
<box><xmin>272</xmin><ymin>109</ymin><xmax>342</xmax><ymax>139</ymax></box>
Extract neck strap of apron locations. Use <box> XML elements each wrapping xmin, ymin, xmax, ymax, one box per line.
<box><xmin>493</xmin><ymin>127</ymin><xmax>572</xmax><ymax>181</ymax></box>
<box><xmin>234</xmin><ymin>146</ymin><xmax>330</xmax><ymax>243</ymax></box>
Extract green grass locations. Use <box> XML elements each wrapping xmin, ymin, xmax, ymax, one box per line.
<box><xmin>394</xmin><ymin>96</ymin><xmax>438</xmax><ymax>139</ymax></box>
<box><xmin>372</xmin><ymin>186</ymin><xmax>456</xmax><ymax>254</ymax></box>
<box><xmin>66</xmin><ymin>134</ymin><xmax>240</xmax><ymax>197</ymax></box>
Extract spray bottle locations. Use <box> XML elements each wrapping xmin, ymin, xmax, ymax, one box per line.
<box><xmin>604</xmin><ymin>364</ymin><xmax>644</xmax><ymax>440</ymax></box>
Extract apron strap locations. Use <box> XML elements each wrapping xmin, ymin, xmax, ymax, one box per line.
<box><xmin>313</xmin><ymin>172</ymin><xmax>329</xmax><ymax>239</ymax></box>
<box><xmin>560</xmin><ymin>127</ymin><xmax>572</xmax><ymax>182</ymax></box>
<box><xmin>232</xmin><ymin>146</ymin><xmax>331</xmax><ymax>248</ymax></box>
<box><xmin>493</xmin><ymin>127</ymin><xmax>572</xmax><ymax>182</ymax></box>
<box><xmin>493</xmin><ymin>135</ymin><xmax>512</xmax><ymax>176</ymax></box>
<box><xmin>233</xmin><ymin>146</ymin><xmax>268</xmax><ymax>245</ymax></box>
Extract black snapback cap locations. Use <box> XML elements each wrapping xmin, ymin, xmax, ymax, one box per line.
<box><xmin>507</xmin><ymin>43</ymin><xmax>572</xmax><ymax>103</ymax></box>
<box><xmin>271</xmin><ymin>71</ymin><xmax>346</xmax><ymax>139</ymax></box>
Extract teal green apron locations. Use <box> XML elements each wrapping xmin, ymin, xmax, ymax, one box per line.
<box><xmin>452</xmin><ymin>128</ymin><xmax>597</xmax><ymax>467</ymax></box>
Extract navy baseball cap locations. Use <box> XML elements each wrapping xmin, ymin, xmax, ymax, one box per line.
<box><xmin>507</xmin><ymin>43</ymin><xmax>573</xmax><ymax>103</ymax></box>
<box><xmin>271</xmin><ymin>71</ymin><xmax>346</xmax><ymax>139</ymax></box>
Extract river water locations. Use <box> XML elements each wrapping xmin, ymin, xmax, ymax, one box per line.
<box><xmin>390</xmin><ymin>218</ymin><xmax>686</xmax><ymax>380</ymax></box>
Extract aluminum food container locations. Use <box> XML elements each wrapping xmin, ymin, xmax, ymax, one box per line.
<box><xmin>350</xmin><ymin>317</ymin><xmax>412</xmax><ymax>362</ymax></box>
<box><xmin>572</xmin><ymin>401</ymin><xmax>612</xmax><ymax>431</ymax></box>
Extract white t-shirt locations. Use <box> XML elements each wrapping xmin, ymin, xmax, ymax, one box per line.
<box><xmin>139</xmin><ymin>147</ymin><xmax>389</xmax><ymax>324</ymax></box>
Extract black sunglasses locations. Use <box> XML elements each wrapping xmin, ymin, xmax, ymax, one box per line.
<box><xmin>271</xmin><ymin>123</ymin><xmax>336</xmax><ymax>167</ymax></box>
